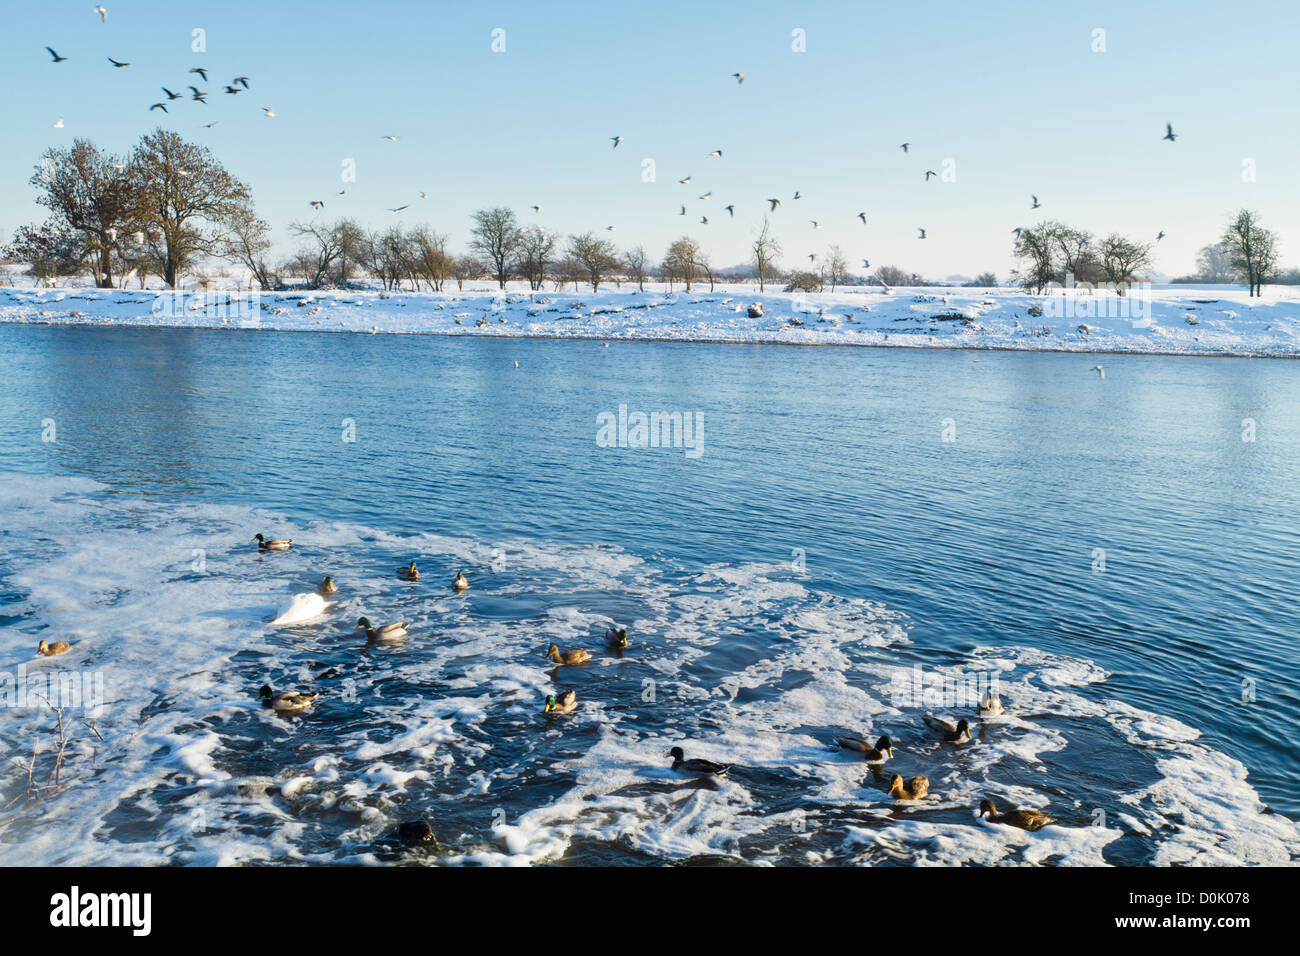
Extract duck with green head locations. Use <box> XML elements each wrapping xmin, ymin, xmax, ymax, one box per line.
<box><xmin>253</xmin><ymin>533</ymin><xmax>293</xmax><ymax>550</ymax></box>
<box><xmin>833</xmin><ymin>733</ymin><xmax>893</xmax><ymax>763</ymax></box>
<box><xmin>259</xmin><ymin>684</ymin><xmax>318</xmax><ymax>715</ymax></box>
<box><xmin>668</xmin><ymin>746</ymin><xmax>730</xmax><ymax>778</ymax></box>
<box><xmin>543</xmin><ymin>690</ymin><xmax>577</xmax><ymax>714</ymax></box>
<box><xmin>605</xmin><ymin>626</ymin><xmax>628</xmax><ymax>649</ymax></box>
<box><xmin>923</xmin><ymin>715</ymin><xmax>972</xmax><ymax>743</ymax></box>
<box><xmin>399</xmin><ymin>561</ymin><xmax>420</xmax><ymax>581</ymax></box>
<box><xmin>356</xmin><ymin>616</ymin><xmax>409</xmax><ymax>642</ymax></box>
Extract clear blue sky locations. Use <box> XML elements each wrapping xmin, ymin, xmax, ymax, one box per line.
<box><xmin>2</xmin><ymin>0</ymin><xmax>1297</xmax><ymax>278</ymax></box>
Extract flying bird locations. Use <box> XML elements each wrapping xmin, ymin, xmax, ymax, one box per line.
<box><xmin>1163</xmin><ymin>123</ymin><xmax>1176</xmax><ymax>142</ymax></box>
<box><xmin>107</xmin><ymin>57</ymin><xmax>130</xmax><ymax>68</ymax></box>
<box><xmin>202</xmin><ymin>121</ymin><xmax>219</xmax><ymax>128</ymax></box>
<box><xmin>224</xmin><ymin>85</ymin><xmax>241</xmax><ymax>95</ymax></box>
<box><xmin>1156</xmin><ymin>231</ymin><xmax>1166</xmax><ymax>241</ymax></box>
<box><xmin>419</xmin><ymin>191</ymin><xmax>429</xmax><ymax>199</ymax></box>
<box><xmin>857</xmin><ymin>211</ymin><xmax>867</xmax><ymax>224</ymax></box>
<box><xmin>611</xmin><ymin>135</ymin><xmax>623</xmax><ymax>148</ymax></box>
<box><xmin>810</xmin><ymin>221</ymin><xmax>821</xmax><ymax>229</ymax></box>
<box><xmin>606</xmin><ymin>225</ymin><xmax>616</xmax><ymax>231</ymax></box>
<box><xmin>679</xmin><ymin>205</ymin><xmax>687</xmax><ymax>215</ymax></box>
<box><xmin>233</xmin><ymin>76</ymin><xmax>249</xmax><ymax>88</ymax></box>
<box><xmin>531</xmin><ymin>205</ymin><xmax>541</xmax><ymax>212</ymax></box>
<box><xmin>383</xmin><ymin>134</ymin><xmax>399</xmax><ymax>141</ymax></box>
<box><xmin>862</xmin><ymin>258</ymin><xmax>870</xmax><ymax>268</ymax></box>
<box><xmin>45</xmin><ymin>47</ymin><xmax>68</xmax><ymax>63</ymax></box>
<box><xmin>706</xmin><ymin>149</ymin><xmax>722</xmax><ymax>158</ymax></box>
<box><xmin>149</xmin><ymin>103</ymin><xmax>167</xmax><ymax>112</ymax></box>
<box><xmin>766</xmin><ymin>198</ymin><xmax>782</xmax><ymax>211</ymax></box>
<box><xmin>389</xmin><ymin>205</ymin><xmax>408</xmax><ymax>214</ymax></box>
<box><xmin>1031</xmin><ymin>195</ymin><xmax>1041</xmax><ymax>208</ymax></box>
<box><xmin>1091</xmin><ymin>365</ymin><xmax>1105</xmax><ymax>379</ymax></box>
<box><xmin>1012</xmin><ymin>227</ymin><xmax>1023</xmax><ymax>237</ymax></box>
<box><xmin>190</xmin><ymin>67</ymin><xmax>208</xmax><ymax>81</ymax></box>
<box><xmin>792</xmin><ymin>191</ymin><xmax>802</xmax><ymax>199</ymax></box>
<box><xmin>162</xmin><ymin>86</ymin><xmax>181</xmax><ymax>99</ymax></box>
<box><xmin>95</xmin><ymin>5</ymin><xmax>107</xmax><ymax>22</ymax></box>
<box><xmin>310</xmin><ymin>200</ymin><xmax>324</xmax><ymax>210</ymax></box>
<box><xmin>698</xmin><ymin>192</ymin><xmax>711</xmax><ymax>200</ymax></box>
<box><xmin>924</xmin><ymin>170</ymin><xmax>937</xmax><ymax>181</ymax></box>
<box><xmin>700</xmin><ymin>216</ymin><xmax>709</xmax><ymax>225</ymax></box>
<box><xmin>53</xmin><ymin>116</ymin><xmax>65</xmax><ymax>128</ymax></box>
<box><xmin>917</xmin><ymin>228</ymin><xmax>927</xmax><ymax>239</ymax></box>
<box><xmin>678</xmin><ymin>176</ymin><xmax>692</xmax><ymax>184</ymax></box>
<box><xmin>899</xmin><ymin>142</ymin><xmax>910</xmax><ymax>152</ymax></box>
<box><xmin>191</xmin><ymin>90</ymin><xmax>207</xmax><ymax>103</ymax></box>
<box><xmin>724</xmin><ymin>204</ymin><xmax>735</xmax><ymax>217</ymax></box>
<box><xmin>808</xmin><ymin>254</ymin><xmax>816</xmax><ymax>262</ymax></box>
<box><xmin>263</xmin><ymin>106</ymin><xmax>275</xmax><ymax>117</ymax></box>
<box><xmin>731</xmin><ymin>72</ymin><xmax>744</xmax><ymax>84</ymax></box>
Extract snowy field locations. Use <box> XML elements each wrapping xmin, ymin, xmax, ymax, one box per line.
<box><xmin>2</xmin><ymin>282</ymin><xmax>1298</xmax><ymax>358</ymax></box>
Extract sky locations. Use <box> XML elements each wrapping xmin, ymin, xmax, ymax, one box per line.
<box><xmin>2</xmin><ymin>0</ymin><xmax>1298</xmax><ymax>279</ymax></box>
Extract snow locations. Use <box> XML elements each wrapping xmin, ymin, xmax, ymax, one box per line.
<box><xmin>2</xmin><ymin>281</ymin><xmax>1298</xmax><ymax>357</ymax></box>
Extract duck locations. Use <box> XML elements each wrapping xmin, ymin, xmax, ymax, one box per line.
<box><xmin>252</xmin><ymin>533</ymin><xmax>292</xmax><ymax>550</ymax></box>
<box><xmin>356</xmin><ymin>617</ymin><xmax>409</xmax><ymax>642</ymax></box>
<box><xmin>923</xmin><ymin>715</ymin><xmax>972</xmax><ymax>743</ymax></box>
<box><xmin>270</xmin><ymin>576</ymin><xmax>337</xmax><ymax>625</ymax></box>
<box><xmin>888</xmin><ymin>773</ymin><xmax>930</xmax><ymax>800</ymax></box>
<box><xmin>833</xmin><ymin>733</ymin><xmax>893</xmax><ymax>763</ymax></box>
<box><xmin>392</xmin><ymin>821</ymin><xmax>439</xmax><ymax>848</ymax></box>
<box><xmin>543</xmin><ymin>690</ymin><xmax>578</xmax><ymax>714</ymax></box>
<box><xmin>452</xmin><ymin>571</ymin><xmax>469</xmax><ymax>591</ymax></box>
<box><xmin>37</xmin><ymin>640</ymin><xmax>72</xmax><ymax>656</ymax></box>
<box><xmin>258</xmin><ymin>684</ymin><xmax>318</xmax><ymax>715</ymax></box>
<box><xmin>668</xmin><ymin>746</ymin><xmax>729</xmax><ymax>778</ymax></box>
<box><xmin>978</xmin><ymin>691</ymin><xmax>1004</xmax><ymax>716</ymax></box>
<box><xmin>545</xmin><ymin>643</ymin><xmax>591</xmax><ymax>665</ymax></box>
<box><xmin>605</xmin><ymin>626</ymin><xmax>628</xmax><ymax>649</ymax></box>
<box><xmin>978</xmin><ymin>798</ymin><xmax>1056</xmax><ymax>831</ymax></box>
<box><xmin>398</xmin><ymin>561</ymin><xmax>421</xmax><ymax>581</ymax></box>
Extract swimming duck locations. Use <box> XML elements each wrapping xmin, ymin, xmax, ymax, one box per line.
<box><xmin>270</xmin><ymin>576</ymin><xmax>337</xmax><ymax>625</ymax></box>
<box><xmin>978</xmin><ymin>691</ymin><xmax>1004</xmax><ymax>716</ymax></box>
<box><xmin>452</xmin><ymin>572</ymin><xmax>469</xmax><ymax>591</ymax></box>
<box><xmin>356</xmin><ymin>616</ymin><xmax>409</xmax><ymax>642</ymax></box>
<box><xmin>888</xmin><ymin>773</ymin><xmax>930</xmax><ymax>800</ymax></box>
<box><xmin>668</xmin><ymin>746</ymin><xmax>730</xmax><ymax>778</ymax></box>
<box><xmin>258</xmin><ymin>684</ymin><xmax>318</xmax><ymax>715</ymax></box>
<box><xmin>833</xmin><ymin>733</ymin><xmax>893</xmax><ymax>763</ymax></box>
<box><xmin>923</xmin><ymin>715</ymin><xmax>972</xmax><ymax>743</ymax></box>
<box><xmin>37</xmin><ymin>640</ymin><xmax>71</xmax><ymax>656</ymax></box>
<box><xmin>398</xmin><ymin>561</ymin><xmax>421</xmax><ymax>581</ymax></box>
<box><xmin>545</xmin><ymin>644</ymin><xmax>591</xmax><ymax>665</ymax></box>
<box><xmin>978</xmin><ymin>798</ymin><xmax>1056</xmax><ymax>831</ymax></box>
<box><xmin>252</xmin><ymin>533</ymin><xmax>293</xmax><ymax>550</ymax></box>
<box><xmin>543</xmin><ymin>690</ymin><xmax>578</xmax><ymax>714</ymax></box>
<box><xmin>605</xmin><ymin>626</ymin><xmax>628</xmax><ymax>649</ymax></box>
<box><xmin>393</xmin><ymin>821</ymin><xmax>439</xmax><ymax>848</ymax></box>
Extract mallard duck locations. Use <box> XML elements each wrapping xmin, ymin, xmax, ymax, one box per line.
<box><xmin>37</xmin><ymin>640</ymin><xmax>71</xmax><ymax>656</ymax></box>
<box><xmin>668</xmin><ymin>746</ymin><xmax>729</xmax><ymax>778</ymax></box>
<box><xmin>978</xmin><ymin>691</ymin><xmax>1004</xmax><ymax>716</ymax></box>
<box><xmin>923</xmin><ymin>715</ymin><xmax>972</xmax><ymax>743</ymax></box>
<box><xmin>543</xmin><ymin>690</ymin><xmax>578</xmax><ymax>714</ymax></box>
<box><xmin>258</xmin><ymin>684</ymin><xmax>318</xmax><ymax>715</ymax></box>
<box><xmin>888</xmin><ymin>773</ymin><xmax>929</xmax><ymax>800</ymax></box>
<box><xmin>270</xmin><ymin>576</ymin><xmax>337</xmax><ymax>625</ymax></box>
<box><xmin>545</xmin><ymin>643</ymin><xmax>591</xmax><ymax>665</ymax></box>
<box><xmin>978</xmin><ymin>798</ymin><xmax>1056</xmax><ymax>831</ymax></box>
<box><xmin>252</xmin><ymin>533</ymin><xmax>292</xmax><ymax>550</ymax></box>
<box><xmin>356</xmin><ymin>616</ymin><xmax>409</xmax><ymax>642</ymax></box>
<box><xmin>605</xmin><ymin>626</ymin><xmax>628</xmax><ymax>649</ymax></box>
<box><xmin>833</xmin><ymin>733</ymin><xmax>893</xmax><ymax>763</ymax></box>
<box><xmin>452</xmin><ymin>571</ymin><xmax>469</xmax><ymax>591</ymax></box>
<box><xmin>398</xmin><ymin>561</ymin><xmax>421</xmax><ymax>581</ymax></box>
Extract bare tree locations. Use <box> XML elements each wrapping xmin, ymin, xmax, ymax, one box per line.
<box><xmin>752</xmin><ymin>218</ymin><xmax>780</xmax><ymax>292</ymax></box>
<box><xmin>288</xmin><ymin>220</ymin><xmax>345</xmax><ymax>289</ymax></box>
<box><xmin>407</xmin><ymin>225</ymin><xmax>451</xmax><ymax>291</ymax></box>
<box><xmin>1194</xmin><ymin>241</ymin><xmax>1236</xmax><ymax>283</ymax></box>
<box><xmin>825</xmin><ymin>245</ymin><xmax>848</xmax><ymax>291</ymax></box>
<box><xmin>29</xmin><ymin>139</ymin><xmax>137</xmax><ymax>287</ymax></box>
<box><xmin>2</xmin><ymin>221</ymin><xmax>85</xmax><ymax>283</ymax></box>
<box><xmin>872</xmin><ymin>264</ymin><xmax>910</xmax><ymax>287</ymax></box>
<box><xmin>1222</xmin><ymin>209</ymin><xmax>1278</xmax><ymax>297</ymax></box>
<box><xmin>334</xmin><ymin>218</ymin><xmax>366</xmax><ymax>286</ymax></box>
<box><xmin>130</xmin><ymin>129</ymin><xmax>251</xmax><ymax>288</ymax></box>
<box><xmin>1098</xmin><ymin>234</ymin><xmax>1152</xmax><ymax>294</ymax></box>
<box><xmin>567</xmin><ymin>232</ymin><xmax>619</xmax><ymax>292</ymax></box>
<box><xmin>624</xmin><ymin>245</ymin><xmax>649</xmax><ymax>291</ymax></box>
<box><xmin>515</xmin><ymin>226</ymin><xmax>556</xmax><ymax>291</ymax></box>
<box><xmin>452</xmin><ymin>255</ymin><xmax>480</xmax><ymax>290</ymax></box>
<box><xmin>470</xmin><ymin>207</ymin><xmax>521</xmax><ymax>289</ymax></box>
<box><xmin>1012</xmin><ymin>225</ymin><xmax>1056</xmax><ymax>294</ymax></box>
<box><xmin>224</xmin><ymin>205</ymin><xmax>278</xmax><ymax>289</ymax></box>
<box><xmin>665</xmin><ymin>236</ymin><xmax>701</xmax><ymax>291</ymax></box>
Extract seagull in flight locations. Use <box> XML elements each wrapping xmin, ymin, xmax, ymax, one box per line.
<box><xmin>162</xmin><ymin>86</ymin><xmax>181</xmax><ymax>99</ymax></box>
<box><xmin>310</xmin><ymin>200</ymin><xmax>324</xmax><ymax>210</ymax></box>
<box><xmin>383</xmin><ymin>134</ymin><xmax>399</xmax><ymax>141</ymax></box>
<box><xmin>731</xmin><ymin>72</ymin><xmax>744</xmax><ymax>84</ymax></box>
<box><xmin>190</xmin><ymin>67</ymin><xmax>208</xmax><ymax>81</ymax></box>
<box><xmin>54</xmin><ymin>116</ymin><xmax>65</xmax><ymax>128</ymax></box>
<box><xmin>917</xmin><ymin>228</ymin><xmax>927</xmax><ymax>239</ymax></box>
<box><xmin>149</xmin><ymin>103</ymin><xmax>167</xmax><ymax>112</ymax></box>
<box><xmin>233</xmin><ymin>76</ymin><xmax>250</xmax><ymax>88</ymax></box>
<box><xmin>766</xmin><ymin>198</ymin><xmax>783</xmax><ymax>211</ymax></box>
<box><xmin>679</xmin><ymin>205</ymin><xmax>687</xmax><ymax>216</ymax></box>
<box><xmin>792</xmin><ymin>191</ymin><xmax>802</xmax><ymax>200</ymax></box>
<box><xmin>606</xmin><ymin>225</ymin><xmax>616</xmax><ymax>231</ymax></box>
<box><xmin>700</xmin><ymin>216</ymin><xmax>709</xmax><ymax>225</ymax></box>
<box><xmin>1156</xmin><ymin>231</ymin><xmax>1166</xmax><ymax>241</ymax></box>
<box><xmin>389</xmin><ymin>205</ymin><xmax>408</xmax><ymax>214</ymax></box>
<box><xmin>1091</xmin><ymin>364</ymin><xmax>1105</xmax><ymax>379</ymax></box>
<box><xmin>45</xmin><ymin>47</ymin><xmax>68</xmax><ymax>63</ymax></box>
<box><xmin>924</xmin><ymin>170</ymin><xmax>937</xmax><ymax>181</ymax></box>
<box><xmin>678</xmin><ymin>176</ymin><xmax>692</xmax><ymax>184</ymax></box>
<box><xmin>810</xmin><ymin>221</ymin><xmax>821</xmax><ymax>229</ymax></box>
<box><xmin>899</xmin><ymin>142</ymin><xmax>910</xmax><ymax>152</ymax></box>
<box><xmin>107</xmin><ymin>57</ymin><xmax>130</xmax><ymax>68</ymax></box>
<box><xmin>1163</xmin><ymin>123</ymin><xmax>1176</xmax><ymax>142</ymax></box>
<box><xmin>191</xmin><ymin>89</ymin><xmax>207</xmax><ymax>103</ymax></box>
<box><xmin>611</xmin><ymin>135</ymin><xmax>623</xmax><ymax>149</ymax></box>
<box><xmin>857</xmin><ymin>212</ymin><xmax>867</xmax><ymax>224</ymax></box>
<box><xmin>531</xmin><ymin>205</ymin><xmax>541</xmax><ymax>213</ymax></box>
<box><xmin>724</xmin><ymin>204</ymin><xmax>735</xmax><ymax>217</ymax></box>
<box><xmin>263</xmin><ymin>106</ymin><xmax>275</xmax><ymax>117</ymax></box>
<box><xmin>95</xmin><ymin>5</ymin><xmax>107</xmax><ymax>22</ymax></box>
<box><xmin>1031</xmin><ymin>195</ymin><xmax>1041</xmax><ymax>208</ymax></box>
<box><xmin>706</xmin><ymin>149</ymin><xmax>722</xmax><ymax>158</ymax></box>
<box><xmin>698</xmin><ymin>192</ymin><xmax>711</xmax><ymax>200</ymax></box>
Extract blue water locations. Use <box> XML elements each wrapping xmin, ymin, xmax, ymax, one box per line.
<box><xmin>1</xmin><ymin>324</ymin><xmax>1297</xmax><ymax>865</ymax></box>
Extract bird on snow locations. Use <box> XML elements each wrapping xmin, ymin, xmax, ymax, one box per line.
<box><xmin>1163</xmin><ymin>123</ymin><xmax>1176</xmax><ymax>142</ymax></box>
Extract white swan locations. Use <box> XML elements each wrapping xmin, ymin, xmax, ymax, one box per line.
<box><xmin>271</xmin><ymin>577</ymin><xmax>336</xmax><ymax>625</ymax></box>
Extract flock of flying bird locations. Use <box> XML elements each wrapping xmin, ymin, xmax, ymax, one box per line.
<box><xmin>228</xmin><ymin>534</ymin><xmax>1060</xmax><ymax>834</ymax></box>
<box><xmin>43</xmin><ymin>6</ymin><xmax>273</xmax><ymax>132</ymax></box>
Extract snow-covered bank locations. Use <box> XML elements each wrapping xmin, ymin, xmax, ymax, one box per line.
<box><xmin>2</xmin><ymin>283</ymin><xmax>1299</xmax><ymax>357</ymax></box>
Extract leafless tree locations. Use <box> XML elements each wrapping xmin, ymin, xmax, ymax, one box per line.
<box><xmin>470</xmin><ymin>207</ymin><xmax>521</xmax><ymax>289</ymax></box>
<box><xmin>225</xmin><ymin>205</ymin><xmax>278</xmax><ymax>289</ymax></box>
<box><xmin>752</xmin><ymin>218</ymin><xmax>780</xmax><ymax>292</ymax></box>
<box><xmin>288</xmin><ymin>220</ymin><xmax>345</xmax><ymax>289</ymax></box>
<box><xmin>567</xmin><ymin>232</ymin><xmax>620</xmax><ymax>292</ymax></box>
<box><xmin>1098</xmin><ymin>234</ymin><xmax>1152</xmax><ymax>294</ymax></box>
<box><xmin>825</xmin><ymin>245</ymin><xmax>848</xmax><ymax>291</ymax></box>
<box><xmin>515</xmin><ymin>227</ymin><xmax>556</xmax><ymax>291</ymax></box>
<box><xmin>665</xmin><ymin>236</ymin><xmax>701</xmax><ymax>291</ymax></box>
<box><xmin>624</xmin><ymin>245</ymin><xmax>649</xmax><ymax>291</ymax></box>
<box><xmin>1222</xmin><ymin>209</ymin><xmax>1278</xmax><ymax>297</ymax></box>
